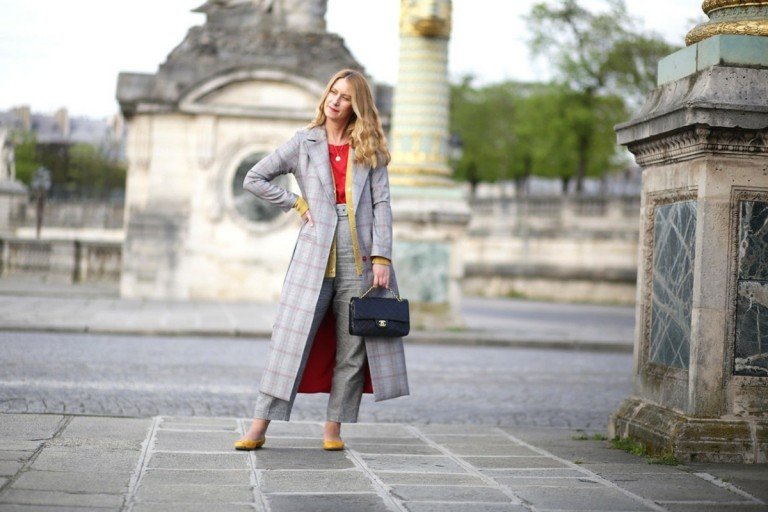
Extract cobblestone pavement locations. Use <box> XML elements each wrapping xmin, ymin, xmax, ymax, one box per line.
<box><xmin>1</xmin><ymin>414</ymin><xmax>766</xmax><ymax>511</ymax></box>
<box><xmin>0</xmin><ymin>331</ymin><xmax>631</xmax><ymax>430</ymax></box>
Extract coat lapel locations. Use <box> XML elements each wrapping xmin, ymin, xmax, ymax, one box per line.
<box><xmin>304</xmin><ymin>126</ymin><xmax>335</xmax><ymax>205</ymax></box>
<box><xmin>350</xmin><ymin>148</ymin><xmax>370</xmax><ymax>210</ymax></box>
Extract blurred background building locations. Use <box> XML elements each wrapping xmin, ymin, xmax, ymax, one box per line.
<box><xmin>0</xmin><ymin>0</ymin><xmax>658</xmax><ymax>307</ymax></box>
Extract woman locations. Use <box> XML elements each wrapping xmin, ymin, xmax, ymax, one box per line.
<box><xmin>234</xmin><ymin>69</ymin><xmax>409</xmax><ymax>451</ymax></box>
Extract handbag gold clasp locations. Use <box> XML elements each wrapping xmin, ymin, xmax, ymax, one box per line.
<box><xmin>377</xmin><ymin>320</ymin><xmax>387</xmax><ymax>328</ymax></box>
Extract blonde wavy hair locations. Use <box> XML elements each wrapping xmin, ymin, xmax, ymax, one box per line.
<box><xmin>309</xmin><ymin>69</ymin><xmax>391</xmax><ymax>169</ymax></box>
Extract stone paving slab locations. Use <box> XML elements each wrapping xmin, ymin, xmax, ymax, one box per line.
<box><xmin>140</xmin><ymin>468</ymin><xmax>251</xmax><ymax>486</ymax></box>
<box><xmin>351</xmin><ymin>443</ymin><xmax>442</xmax><ymax>455</ymax></box>
<box><xmin>147</xmin><ymin>452</ymin><xmax>246</xmax><ymax>470</ymax></box>
<box><xmin>0</xmin><ymin>461</ymin><xmax>24</xmax><ymax>477</ymax></box>
<box><xmin>403</xmin><ymin>504</ymin><xmax>528</xmax><ymax>512</ymax></box>
<box><xmin>376</xmin><ymin>472</ymin><xmax>488</xmax><ymax>486</ymax></box>
<box><xmin>154</xmin><ymin>430</ymin><xmax>243</xmax><ymax>451</ymax></box>
<box><xmin>0</xmin><ymin>415</ymin><xmax>63</xmax><ymax>440</ymax></box>
<box><xmin>360</xmin><ymin>454</ymin><xmax>468</xmax><ymax>473</ymax></box>
<box><xmin>663</xmin><ymin>505</ymin><xmax>768</xmax><ymax>512</ymax></box>
<box><xmin>391</xmin><ymin>484</ymin><xmax>511</xmax><ymax>502</ymax></box>
<box><xmin>265</xmin><ymin>493</ymin><xmax>392</xmax><ymax>512</ymax></box>
<box><xmin>0</xmin><ymin>441</ymin><xmax>43</xmax><ymax>452</ymax></box>
<box><xmin>132</xmin><ymin>504</ymin><xmax>254</xmax><ymax>512</ymax></box>
<box><xmin>259</xmin><ymin>469</ymin><xmax>374</xmax><ymax>493</ymax></box>
<box><xmin>135</xmin><ymin>482</ymin><xmax>253</xmax><ymax>503</ymax></box>
<box><xmin>513</xmin><ymin>486</ymin><xmax>653</xmax><ymax>510</ymax></box>
<box><xmin>0</xmin><ymin>506</ymin><xmax>116</xmax><ymax>512</ymax></box>
<box><xmin>1</xmin><ymin>489</ymin><xmax>124</xmax><ymax>508</ymax></box>
<box><xmin>60</xmin><ymin>417</ymin><xmax>151</xmax><ymax>441</ymax></box>
<box><xmin>13</xmin><ymin>470</ymin><xmax>129</xmax><ymax>494</ymax></box>
<box><xmin>0</xmin><ymin>413</ymin><xmax>766</xmax><ymax>511</ymax></box>
<box><xmin>252</xmin><ymin>448</ymin><xmax>355</xmax><ymax>470</ymax></box>
<box><xmin>30</xmin><ymin>447</ymin><xmax>140</xmax><ymax>473</ymax></box>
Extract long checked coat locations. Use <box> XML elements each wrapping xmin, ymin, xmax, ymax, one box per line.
<box><xmin>243</xmin><ymin>125</ymin><xmax>409</xmax><ymax>403</ymax></box>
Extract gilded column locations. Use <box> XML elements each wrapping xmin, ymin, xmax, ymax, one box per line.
<box><xmin>389</xmin><ymin>0</ymin><xmax>453</xmax><ymax>186</ymax></box>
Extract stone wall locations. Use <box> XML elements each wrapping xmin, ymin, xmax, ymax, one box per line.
<box><xmin>0</xmin><ymin>194</ymin><xmax>642</xmax><ymax>304</ymax></box>
<box><xmin>462</xmin><ymin>195</ymin><xmax>640</xmax><ymax>304</ymax></box>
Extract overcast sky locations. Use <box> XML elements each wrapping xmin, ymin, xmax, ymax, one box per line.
<box><xmin>0</xmin><ymin>0</ymin><xmax>705</xmax><ymax>119</ymax></box>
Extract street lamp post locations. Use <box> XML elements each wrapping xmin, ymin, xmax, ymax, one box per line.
<box><xmin>31</xmin><ymin>167</ymin><xmax>51</xmax><ymax>240</ymax></box>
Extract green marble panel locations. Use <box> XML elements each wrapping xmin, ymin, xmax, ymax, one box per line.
<box><xmin>649</xmin><ymin>201</ymin><xmax>697</xmax><ymax>369</ymax></box>
<box><xmin>738</xmin><ymin>201</ymin><xmax>768</xmax><ymax>281</ymax></box>
<box><xmin>394</xmin><ymin>240</ymin><xmax>449</xmax><ymax>303</ymax></box>
<box><xmin>735</xmin><ymin>200</ymin><xmax>768</xmax><ymax>377</ymax></box>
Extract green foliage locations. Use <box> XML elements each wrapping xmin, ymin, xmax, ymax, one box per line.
<box><xmin>12</xmin><ymin>132</ymin><xmax>41</xmax><ymax>185</ymax></box>
<box><xmin>10</xmin><ymin>132</ymin><xmax>126</xmax><ymax>198</ymax></box>
<box><xmin>523</xmin><ymin>0</ymin><xmax>679</xmax><ymax>191</ymax></box>
<box><xmin>526</xmin><ymin>0</ymin><xmax>678</xmax><ymax>104</ymax></box>
<box><xmin>647</xmin><ymin>453</ymin><xmax>680</xmax><ymax>466</ymax></box>
<box><xmin>611</xmin><ymin>436</ymin><xmax>647</xmax><ymax>456</ymax></box>
<box><xmin>573</xmin><ymin>431</ymin><xmax>609</xmax><ymax>441</ymax></box>
<box><xmin>449</xmin><ymin>79</ymin><xmax>627</xmax><ymax>188</ymax></box>
<box><xmin>611</xmin><ymin>437</ymin><xmax>680</xmax><ymax>465</ymax></box>
<box><xmin>69</xmin><ymin>143</ymin><xmax>127</xmax><ymax>198</ymax></box>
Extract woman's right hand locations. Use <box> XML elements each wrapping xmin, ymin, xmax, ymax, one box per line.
<box><xmin>302</xmin><ymin>210</ymin><xmax>314</xmax><ymax>226</ymax></box>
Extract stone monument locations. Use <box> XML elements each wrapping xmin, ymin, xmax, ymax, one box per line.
<box><xmin>116</xmin><ymin>0</ymin><xmax>365</xmax><ymax>300</ymax></box>
<box><xmin>0</xmin><ymin>127</ymin><xmax>27</xmax><ymax>235</ymax></box>
<box><xmin>388</xmin><ymin>0</ymin><xmax>470</xmax><ymax>327</ymax></box>
<box><xmin>609</xmin><ymin>0</ymin><xmax>768</xmax><ymax>462</ymax></box>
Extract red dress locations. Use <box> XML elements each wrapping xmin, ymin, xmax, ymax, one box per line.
<box><xmin>297</xmin><ymin>143</ymin><xmax>373</xmax><ymax>394</ymax></box>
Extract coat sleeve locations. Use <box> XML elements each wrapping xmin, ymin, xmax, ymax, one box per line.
<box><xmin>370</xmin><ymin>163</ymin><xmax>393</xmax><ymax>260</ymax></box>
<box><xmin>243</xmin><ymin>131</ymin><xmax>303</xmax><ymax>212</ymax></box>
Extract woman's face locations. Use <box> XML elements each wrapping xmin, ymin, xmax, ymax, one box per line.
<box><xmin>324</xmin><ymin>78</ymin><xmax>353</xmax><ymax>125</ymax></box>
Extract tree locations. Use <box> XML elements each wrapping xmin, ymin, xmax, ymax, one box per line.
<box><xmin>450</xmin><ymin>80</ymin><xmax>627</xmax><ymax>194</ymax></box>
<box><xmin>11</xmin><ymin>132</ymin><xmax>126</xmax><ymax>199</ymax></box>
<box><xmin>525</xmin><ymin>0</ymin><xmax>678</xmax><ymax>192</ymax></box>
<box><xmin>12</xmin><ymin>132</ymin><xmax>41</xmax><ymax>185</ymax></box>
<box><xmin>450</xmin><ymin>78</ymin><xmax>538</xmax><ymax>193</ymax></box>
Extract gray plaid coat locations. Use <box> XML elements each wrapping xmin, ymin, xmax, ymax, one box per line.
<box><xmin>243</xmin><ymin>126</ymin><xmax>409</xmax><ymax>402</ymax></box>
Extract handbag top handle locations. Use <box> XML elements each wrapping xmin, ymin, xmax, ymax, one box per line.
<box><xmin>359</xmin><ymin>286</ymin><xmax>403</xmax><ymax>302</ymax></box>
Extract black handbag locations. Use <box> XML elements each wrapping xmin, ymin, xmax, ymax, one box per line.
<box><xmin>349</xmin><ymin>286</ymin><xmax>410</xmax><ymax>338</ymax></box>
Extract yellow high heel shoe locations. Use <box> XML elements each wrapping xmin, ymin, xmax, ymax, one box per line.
<box><xmin>234</xmin><ymin>437</ymin><xmax>266</xmax><ymax>451</ymax></box>
<box><xmin>323</xmin><ymin>439</ymin><xmax>345</xmax><ymax>451</ymax></box>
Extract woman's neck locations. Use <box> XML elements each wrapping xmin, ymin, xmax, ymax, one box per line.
<box><xmin>325</xmin><ymin>121</ymin><xmax>348</xmax><ymax>145</ymax></box>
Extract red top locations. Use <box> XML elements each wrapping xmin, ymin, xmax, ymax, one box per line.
<box><xmin>329</xmin><ymin>143</ymin><xmax>350</xmax><ymax>204</ymax></box>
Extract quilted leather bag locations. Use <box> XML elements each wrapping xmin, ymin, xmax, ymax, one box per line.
<box><xmin>349</xmin><ymin>286</ymin><xmax>410</xmax><ymax>338</ymax></box>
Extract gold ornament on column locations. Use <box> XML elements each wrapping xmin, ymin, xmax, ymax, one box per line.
<box><xmin>400</xmin><ymin>0</ymin><xmax>452</xmax><ymax>38</ymax></box>
<box><xmin>686</xmin><ymin>0</ymin><xmax>768</xmax><ymax>45</ymax></box>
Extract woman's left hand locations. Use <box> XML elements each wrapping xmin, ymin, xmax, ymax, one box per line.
<box><xmin>372</xmin><ymin>263</ymin><xmax>390</xmax><ymax>288</ymax></box>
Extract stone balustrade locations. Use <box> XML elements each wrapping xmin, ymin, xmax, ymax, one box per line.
<box><xmin>0</xmin><ymin>238</ymin><xmax>121</xmax><ymax>283</ymax></box>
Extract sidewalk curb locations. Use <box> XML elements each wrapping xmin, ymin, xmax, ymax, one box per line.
<box><xmin>0</xmin><ymin>325</ymin><xmax>633</xmax><ymax>353</ymax></box>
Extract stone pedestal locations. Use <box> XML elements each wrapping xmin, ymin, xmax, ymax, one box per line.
<box><xmin>609</xmin><ymin>32</ymin><xmax>768</xmax><ymax>462</ymax></box>
<box><xmin>391</xmin><ymin>186</ymin><xmax>469</xmax><ymax>329</ymax></box>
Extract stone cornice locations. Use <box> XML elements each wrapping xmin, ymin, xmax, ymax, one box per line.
<box><xmin>627</xmin><ymin>126</ymin><xmax>768</xmax><ymax>166</ymax></box>
<box><xmin>616</xmin><ymin>66</ymin><xmax>768</xmax><ymax>150</ymax></box>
